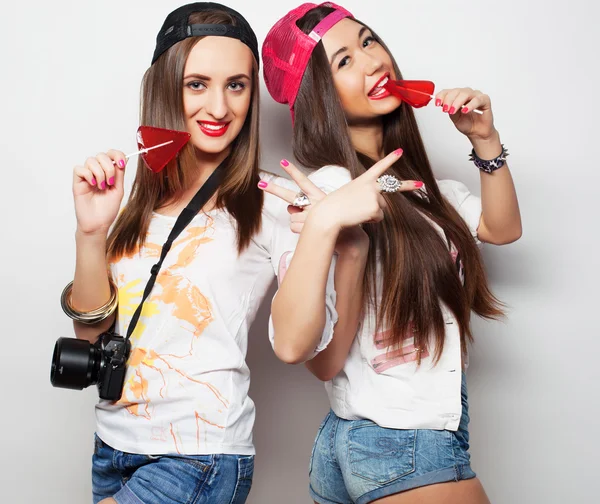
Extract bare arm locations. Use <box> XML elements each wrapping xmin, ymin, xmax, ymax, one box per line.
<box><xmin>471</xmin><ymin>133</ymin><xmax>522</xmax><ymax>244</ymax></box>
<box><xmin>305</xmin><ymin>231</ymin><xmax>368</xmax><ymax>381</ymax></box>
<box><xmin>72</xmin><ymin>230</ymin><xmax>116</xmax><ymax>342</ymax></box>
<box><xmin>261</xmin><ymin>151</ymin><xmax>418</xmax><ymax>364</ymax></box>
<box><xmin>70</xmin><ymin>150</ymin><xmax>128</xmax><ymax>342</ymax></box>
<box><xmin>270</xmin><ymin>215</ymin><xmax>339</xmax><ymax>363</ymax></box>
<box><xmin>437</xmin><ymin>88</ymin><xmax>522</xmax><ymax>245</ymax></box>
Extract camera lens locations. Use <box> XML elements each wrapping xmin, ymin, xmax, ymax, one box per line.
<box><xmin>51</xmin><ymin>337</ymin><xmax>101</xmax><ymax>390</ymax></box>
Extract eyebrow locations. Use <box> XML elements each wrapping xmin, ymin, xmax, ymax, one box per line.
<box><xmin>329</xmin><ymin>26</ymin><xmax>369</xmax><ymax>66</ymax></box>
<box><xmin>183</xmin><ymin>73</ymin><xmax>251</xmax><ymax>81</ymax></box>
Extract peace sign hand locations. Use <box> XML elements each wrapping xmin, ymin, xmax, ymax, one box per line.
<box><xmin>258</xmin><ymin>159</ymin><xmax>327</xmax><ymax>230</ymax></box>
<box><xmin>258</xmin><ymin>150</ymin><xmax>423</xmax><ymax>251</ymax></box>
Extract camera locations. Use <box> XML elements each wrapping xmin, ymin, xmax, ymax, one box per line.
<box><xmin>50</xmin><ymin>332</ymin><xmax>131</xmax><ymax>401</ymax></box>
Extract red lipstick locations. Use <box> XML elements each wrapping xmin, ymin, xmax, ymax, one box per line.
<box><xmin>197</xmin><ymin>121</ymin><xmax>230</xmax><ymax>137</ymax></box>
<box><xmin>368</xmin><ymin>73</ymin><xmax>392</xmax><ymax>100</ymax></box>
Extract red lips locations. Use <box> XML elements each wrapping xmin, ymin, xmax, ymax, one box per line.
<box><xmin>368</xmin><ymin>73</ymin><xmax>392</xmax><ymax>100</ymax></box>
<box><xmin>197</xmin><ymin>121</ymin><xmax>230</xmax><ymax>137</ymax></box>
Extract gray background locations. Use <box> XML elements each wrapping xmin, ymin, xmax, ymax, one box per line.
<box><xmin>0</xmin><ymin>0</ymin><xmax>597</xmax><ymax>502</ymax></box>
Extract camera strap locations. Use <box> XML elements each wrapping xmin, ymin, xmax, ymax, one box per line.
<box><xmin>122</xmin><ymin>162</ymin><xmax>225</xmax><ymax>348</ymax></box>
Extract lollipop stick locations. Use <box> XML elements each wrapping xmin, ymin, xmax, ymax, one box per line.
<box><xmin>112</xmin><ymin>140</ymin><xmax>175</xmax><ymax>165</ymax></box>
<box><xmin>125</xmin><ymin>140</ymin><xmax>174</xmax><ymax>159</ymax></box>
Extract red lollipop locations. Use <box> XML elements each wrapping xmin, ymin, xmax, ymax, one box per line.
<box><xmin>383</xmin><ymin>79</ymin><xmax>484</xmax><ymax>114</ymax></box>
<box><xmin>135</xmin><ymin>126</ymin><xmax>191</xmax><ymax>172</ymax></box>
<box><xmin>383</xmin><ymin>79</ymin><xmax>436</xmax><ymax>108</ymax></box>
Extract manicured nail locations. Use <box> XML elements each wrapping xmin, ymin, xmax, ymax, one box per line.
<box><xmin>435</xmin><ymin>99</ymin><xmax>442</xmax><ymax>107</ymax></box>
<box><xmin>118</xmin><ymin>159</ymin><xmax>125</xmax><ymax>168</ymax></box>
<box><xmin>91</xmin><ymin>177</ymin><xmax>97</xmax><ymax>186</ymax></box>
<box><xmin>394</xmin><ymin>148</ymin><xmax>403</xmax><ymax>156</ymax></box>
<box><xmin>442</xmin><ymin>105</ymin><xmax>449</xmax><ymax>113</ymax></box>
<box><xmin>280</xmin><ymin>159</ymin><xmax>289</xmax><ymax>167</ymax></box>
<box><xmin>462</xmin><ymin>107</ymin><xmax>469</xmax><ymax>114</ymax></box>
<box><xmin>100</xmin><ymin>181</ymin><xmax>106</xmax><ymax>190</ymax></box>
<box><xmin>108</xmin><ymin>177</ymin><xmax>115</xmax><ymax>186</ymax></box>
<box><xmin>258</xmin><ymin>181</ymin><xmax>268</xmax><ymax>189</ymax></box>
<box><xmin>449</xmin><ymin>107</ymin><xmax>456</xmax><ymax>115</ymax></box>
<box><xmin>414</xmin><ymin>181</ymin><xmax>423</xmax><ymax>188</ymax></box>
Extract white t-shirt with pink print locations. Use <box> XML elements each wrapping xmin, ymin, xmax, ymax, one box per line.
<box><xmin>306</xmin><ymin>165</ymin><xmax>483</xmax><ymax>432</ymax></box>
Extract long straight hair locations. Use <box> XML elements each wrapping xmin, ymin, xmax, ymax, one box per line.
<box><xmin>295</xmin><ymin>7</ymin><xmax>503</xmax><ymax>361</ymax></box>
<box><xmin>107</xmin><ymin>10</ymin><xmax>262</xmax><ymax>262</ymax></box>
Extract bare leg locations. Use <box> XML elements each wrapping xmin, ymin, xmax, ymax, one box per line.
<box><xmin>371</xmin><ymin>478</ymin><xmax>490</xmax><ymax>504</ymax></box>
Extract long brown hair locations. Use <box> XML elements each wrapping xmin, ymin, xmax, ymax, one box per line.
<box><xmin>107</xmin><ymin>10</ymin><xmax>262</xmax><ymax>262</ymax></box>
<box><xmin>295</xmin><ymin>7</ymin><xmax>503</xmax><ymax>361</ymax></box>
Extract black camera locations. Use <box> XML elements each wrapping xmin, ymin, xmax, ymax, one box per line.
<box><xmin>50</xmin><ymin>332</ymin><xmax>131</xmax><ymax>401</ymax></box>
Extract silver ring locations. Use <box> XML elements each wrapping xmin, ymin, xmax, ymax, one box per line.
<box><xmin>292</xmin><ymin>191</ymin><xmax>311</xmax><ymax>208</ymax></box>
<box><xmin>377</xmin><ymin>174</ymin><xmax>403</xmax><ymax>193</ymax></box>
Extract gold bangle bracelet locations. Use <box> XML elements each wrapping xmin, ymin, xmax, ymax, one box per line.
<box><xmin>60</xmin><ymin>280</ymin><xmax>119</xmax><ymax>325</ymax></box>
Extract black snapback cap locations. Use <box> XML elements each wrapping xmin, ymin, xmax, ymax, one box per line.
<box><xmin>151</xmin><ymin>2</ymin><xmax>259</xmax><ymax>67</ymax></box>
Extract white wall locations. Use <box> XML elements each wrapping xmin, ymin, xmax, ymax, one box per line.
<box><xmin>0</xmin><ymin>0</ymin><xmax>598</xmax><ymax>502</ymax></box>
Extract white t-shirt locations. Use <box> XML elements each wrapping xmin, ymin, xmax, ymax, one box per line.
<box><xmin>311</xmin><ymin>166</ymin><xmax>483</xmax><ymax>432</ymax></box>
<box><xmin>95</xmin><ymin>171</ymin><xmax>337</xmax><ymax>456</ymax></box>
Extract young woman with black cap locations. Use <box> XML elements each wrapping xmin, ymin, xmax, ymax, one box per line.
<box><xmin>260</xmin><ymin>2</ymin><xmax>522</xmax><ymax>504</ymax></box>
<box><xmin>61</xmin><ymin>3</ymin><xmax>363</xmax><ymax>503</ymax></box>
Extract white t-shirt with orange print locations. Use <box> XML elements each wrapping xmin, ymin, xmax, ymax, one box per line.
<box><xmin>95</xmin><ymin>171</ymin><xmax>338</xmax><ymax>456</ymax></box>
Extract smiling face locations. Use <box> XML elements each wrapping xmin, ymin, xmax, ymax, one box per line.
<box><xmin>182</xmin><ymin>36</ymin><xmax>254</xmax><ymax>156</ymax></box>
<box><xmin>321</xmin><ymin>18</ymin><xmax>401</xmax><ymax>124</ymax></box>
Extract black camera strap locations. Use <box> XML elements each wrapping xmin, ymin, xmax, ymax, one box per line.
<box><xmin>113</xmin><ymin>162</ymin><xmax>224</xmax><ymax>363</ymax></box>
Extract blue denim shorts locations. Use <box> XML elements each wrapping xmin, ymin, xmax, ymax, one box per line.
<box><xmin>309</xmin><ymin>377</ymin><xmax>475</xmax><ymax>504</ymax></box>
<box><xmin>92</xmin><ymin>434</ymin><xmax>254</xmax><ymax>504</ymax></box>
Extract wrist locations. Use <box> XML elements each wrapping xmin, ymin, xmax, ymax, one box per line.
<box><xmin>76</xmin><ymin>227</ymin><xmax>109</xmax><ymax>243</ymax></box>
<box><xmin>469</xmin><ymin>130</ymin><xmax>502</xmax><ymax>159</ymax></box>
<box><xmin>306</xmin><ymin>203</ymin><xmax>342</xmax><ymax>236</ymax></box>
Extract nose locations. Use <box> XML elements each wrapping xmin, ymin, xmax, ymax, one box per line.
<box><xmin>360</xmin><ymin>50</ymin><xmax>384</xmax><ymax>77</ymax></box>
<box><xmin>204</xmin><ymin>88</ymin><xmax>228</xmax><ymax>120</ymax></box>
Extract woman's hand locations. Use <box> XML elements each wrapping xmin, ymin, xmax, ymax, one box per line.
<box><xmin>259</xmin><ymin>160</ymin><xmax>369</xmax><ymax>254</ymax></box>
<box><xmin>258</xmin><ymin>149</ymin><xmax>423</xmax><ymax>249</ymax></box>
<box><xmin>73</xmin><ymin>150</ymin><xmax>128</xmax><ymax>236</ymax></box>
<box><xmin>435</xmin><ymin>87</ymin><xmax>498</xmax><ymax>142</ymax></box>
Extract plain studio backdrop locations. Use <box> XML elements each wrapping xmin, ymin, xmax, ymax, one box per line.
<box><xmin>0</xmin><ymin>0</ymin><xmax>597</xmax><ymax>502</ymax></box>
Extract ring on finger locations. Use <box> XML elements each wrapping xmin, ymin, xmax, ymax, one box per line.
<box><xmin>377</xmin><ymin>174</ymin><xmax>403</xmax><ymax>193</ymax></box>
<box><xmin>292</xmin><ymin>191</ymin><xmax>311</xmax><ymax>208</ymax></box>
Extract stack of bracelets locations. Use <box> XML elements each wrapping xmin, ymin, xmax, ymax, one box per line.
<box><xmin>60</xmin><ymin>280</ymin><xmax>119</xmax><ymax>324</ymax></box>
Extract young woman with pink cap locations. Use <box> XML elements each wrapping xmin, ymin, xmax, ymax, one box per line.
<box><xmin>260</xmin><ymin>3</ymin><xmax>521</xmax><ymax>503</ymax></box>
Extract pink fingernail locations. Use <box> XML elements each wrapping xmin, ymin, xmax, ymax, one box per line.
<box><xmin>443</xmin><ymin>105</ymin><xmax>449</xmax><ymax>113</ymax></box>
<box><xmin>281</xmin><ymin>159</ymin><xmax>289</xmax><ymax>167</ymax></box>
<box><xmin>414</xmin><ymin>181</ymin><xmax>423</xmax><ymax>188</ymax></box>
<box><xmin>108</xmin><ymin>177</ymin><xmax>115</xmax><ymax>185</ymax></box>
<box><xmin>100</xmin><ymin>181</ymin><xmax>106</xmax><ymax>190</ymax></box>
<box><xmin>91</xmin><ymin>178</ymin><xmax>97</xmax><ymax>186</ymax></box>
<box><xmin>258</xmin><ymin>181</ymin><xmax>268</xmax><ymax>188</ymax></box>
<box><xmin>394</xmin><ymin>148</ymin><xmax>403</xmax><ymax>156</ymax></box>
<box><xmin>462</xmin><ymin>107</ymin><xmax>469</xmax><ymax>113</ymax></box>
<box><xmin>449</xmin><ymin>107</ymin><xmax>456</xmax><ymax>115</ymax></box>
<box><xmin>118</xmin><ymin>160</ymin><xmax>125</xmax><ymax>168</ymax></box>
<box><xmin>435</xmin><ymin>99</ymin><xmax>442</xmax><ymax>107</ymax></box>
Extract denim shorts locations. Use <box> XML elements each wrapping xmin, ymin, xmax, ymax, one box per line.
<box><xmin>309</xmin><ymin>377</ymin><xmax>475</xmax><ymax>504</ymax></box>
<box><xmin>92</xmin><ymin>434</ymin><xmax>254</xmax><ymax>504</ymax></box>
